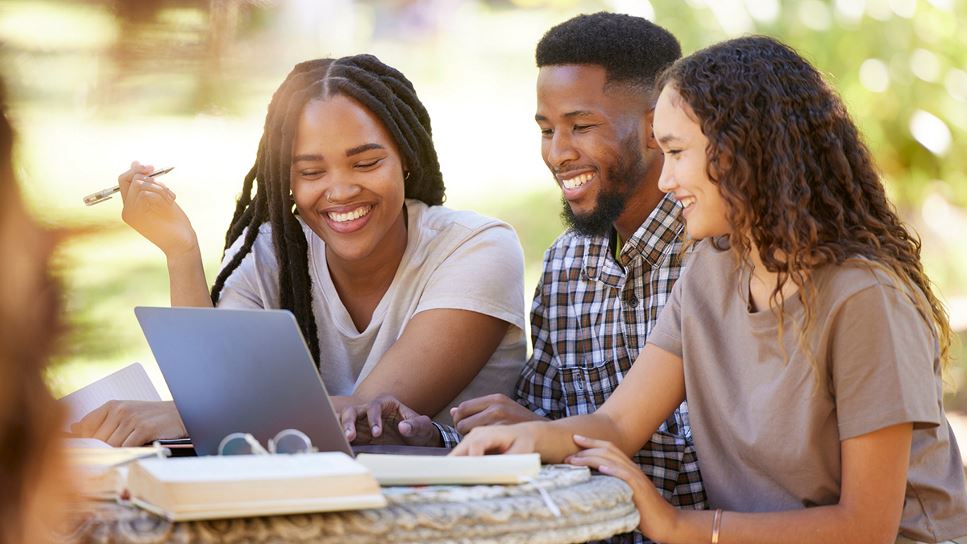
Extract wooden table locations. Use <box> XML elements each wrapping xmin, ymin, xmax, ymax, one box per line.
<box><xmin>61</xmin><ymin>465</ymin><xmax>640</xmax><ymax>543</ymax></box>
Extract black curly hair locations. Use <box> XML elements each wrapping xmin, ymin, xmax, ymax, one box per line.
<box><xmin>536</xmin><ymin>12</ymin><xmax>682</xmax><ymax>91</ymax></box>
<box><xmin>210</xmin><ymin>54</ymin><xmax>446</xmax><ymax>365</ymax></box>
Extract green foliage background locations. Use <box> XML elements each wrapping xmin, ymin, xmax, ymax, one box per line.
<box><xmin>0</xmin><ymin>0</ymin><xmax>964</xmax><ymax>399</ymax></box>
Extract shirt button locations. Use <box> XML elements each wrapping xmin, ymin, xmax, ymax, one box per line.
<box><xmin>628</xmin><ymin>296</ymin><xmax>639</xmax><ymax>307</ymax></box>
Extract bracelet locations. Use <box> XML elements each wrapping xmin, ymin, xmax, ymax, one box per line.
<box><xmin>711</xmin><ymin>508</ymin><xmax>723</xmax><ymax>544</ymax></box>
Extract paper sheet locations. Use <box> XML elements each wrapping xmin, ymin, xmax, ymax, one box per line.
<box><xmin>59</xmin><ymin>362</ymin><xmax>161</xmax><ymax>431</ymax></box>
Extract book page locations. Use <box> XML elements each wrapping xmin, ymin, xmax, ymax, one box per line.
<box><xmin>135</xmin><ymin>452</ymin><xmax>369</xmax><ymax>482</ymax></box>
<box><xmin>59</xmin><ymin>363</ymin><xmax>161</xmax><ymax>431</ymax></box>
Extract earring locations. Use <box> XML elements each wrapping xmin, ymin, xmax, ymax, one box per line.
<box><xmin>404</xmin><ymin>170</ymin><xmax>411</xmax><ymax>181</ymax></box>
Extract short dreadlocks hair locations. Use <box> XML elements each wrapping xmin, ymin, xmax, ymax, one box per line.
<box><xmin>210</xmin><ymin>54</ymin><xmax>446</xmax><ymax>365</ymax></box>
<box><xmin>536</xmin><ymin>12</ymin><xmax>682</xmax><ymax>92</ymax></box>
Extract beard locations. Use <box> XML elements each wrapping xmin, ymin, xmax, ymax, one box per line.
<box><xmin>560</xmin><ymin>132</ymin><xmax>649</xmax><ymax>237</ymax></box>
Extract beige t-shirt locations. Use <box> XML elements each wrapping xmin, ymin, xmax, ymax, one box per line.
<box><xmin>217</xmin><ymin>199</ymin><xmax>527</xmax><ymax>425</ymax></box>
<box><xmin>648</xmin><ymin>240</ymin><xmax>967</xmax><ymax>542</ymax></box>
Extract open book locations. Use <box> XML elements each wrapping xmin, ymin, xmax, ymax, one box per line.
<box><xmin>127</xmin><ymin>453</ymin><xmax>385</xmax><ymax>521</ymax></box>
<box><xmin>355</xmin><ymin>453</ymin><xmax>541</xmax><ymax>486</ymax></box>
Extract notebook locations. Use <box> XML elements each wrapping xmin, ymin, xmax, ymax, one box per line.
<box><xmin>59</xmin><ymin>362</ymin><xmax>161</xmax><ymax>432</ymax></box>
<box><xmin>355</xmin><ymin>453</ymin><xmax>541</xmax><ymax>485</ymax></box>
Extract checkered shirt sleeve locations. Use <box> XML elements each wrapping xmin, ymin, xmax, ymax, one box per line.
<box><xmin>431</xmin><ymin>422</ymin><xmax>462</xmax><ymax>449</ymax></box>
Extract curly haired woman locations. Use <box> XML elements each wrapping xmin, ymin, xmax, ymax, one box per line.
<box><xmin>454</xmin><ymin>36</ymin><xmax>967</xmax><ymax>544</ymax></box>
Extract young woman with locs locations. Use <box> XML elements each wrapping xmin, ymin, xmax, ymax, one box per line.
<box><xmin>73</xmin><ymin>55</ymin><xmax>526</xmax><ymax>448</ymax></box>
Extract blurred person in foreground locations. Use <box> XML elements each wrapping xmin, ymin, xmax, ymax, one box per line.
<box><xmin>0</xmin><ymin>83</ymin><xmax>71</xmax><ymax>542</ymax></box>
<box><xmin>454</xmin><ymin>36</ymin><xmax>967</xmax><ymax>544</ymax></box>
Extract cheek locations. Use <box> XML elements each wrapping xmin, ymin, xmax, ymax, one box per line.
<box><xmin>540</xmin><ymin>139</ymin><xmax>552</xmax><ymax>164</ymax></box>
<box><xmin>290</xmin><ymin>179</ymin><xmax>318</xmax><ymax>207</ymax></box>
<box><xmin>375</xmin><ymin>171</ymin><xmax>406</xmax><ymax>204</ymax></box>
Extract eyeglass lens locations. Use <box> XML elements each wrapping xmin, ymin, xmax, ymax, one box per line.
<box><xmin>272</xmin><ymin>430</ymin><xmax>312</xmax><ymax>454</ymax></box>
<box><xmin>220</xmin><ymin>435</ymin><xmax>257</xmax><ymax>455</ymax></box>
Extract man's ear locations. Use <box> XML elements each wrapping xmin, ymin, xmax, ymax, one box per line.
<box><xmin>643</xmin><ymin>108</ymin><xmax>659</xmax><ymax>150</ymax></box>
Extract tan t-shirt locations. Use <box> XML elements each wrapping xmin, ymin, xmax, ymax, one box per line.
<box><xmin>648</xmin><ymin>240</ymin><xmax>967</xmax><ymax>541</ymax></box>
<box><xmin>217</xmin><ymin>199</ymin><xmax>527</xmax><ymax>425</ymax></box>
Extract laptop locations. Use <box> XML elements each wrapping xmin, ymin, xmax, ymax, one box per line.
<box><xmin>135</xmin><ymin>306</ymin><xmax>354</xmax><ymax>457</ymax></box>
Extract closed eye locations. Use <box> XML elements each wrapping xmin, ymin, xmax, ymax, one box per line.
<box><xmin>355</xmin><ymin>158</ymin><xmax>383</xmax><ymax>170</ymax></box>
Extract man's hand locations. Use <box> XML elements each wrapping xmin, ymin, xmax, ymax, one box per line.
<box><xmin>340</xmin><ymin>395</ymin><xmax>442</xmax><ymax>447</ymax></box>
<box><xmin>70</xmin><ymin>400</ymin><xmax>186</xmax><ymax>447</ymax></box>
<box><xmin>451</xmin><ymin>393</ymin><xmax>546</xmax><ymax>435</ymax></box>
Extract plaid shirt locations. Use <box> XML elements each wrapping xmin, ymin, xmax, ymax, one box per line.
<box><xmin>517</xmin><ymin>194</ymin><xmax>706</xmax><ymax>542</ymax></box>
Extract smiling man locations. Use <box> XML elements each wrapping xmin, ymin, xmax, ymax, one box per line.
<box><xmin>447</xmin><ymin>12</ymin><xmax>707</xmax><ymax>543</ymax></box>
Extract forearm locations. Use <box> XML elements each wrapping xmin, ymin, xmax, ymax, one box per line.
<box><xmin>531</xmin><ymin>412</ymin><xmax>624</xmax><ymax>463</ymax></box>
<box><xmin>663</xmin><ymin>505</ymin><xmax>894</xmax><ymax>544</ymax></box>
<box><xmin>165</xmin><ymin>243</ymin><xmax>213</xmax><ymax>308</ymax></box>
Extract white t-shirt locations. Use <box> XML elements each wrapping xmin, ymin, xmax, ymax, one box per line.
<box><xmin>216</xmin><ymin>199</ymin><xmax>527</xmax><ymax>424</ymax></box>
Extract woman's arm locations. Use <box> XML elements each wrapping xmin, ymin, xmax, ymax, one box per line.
<box><xmin>338</xmin><ymin>308</ymin><xmax>510</xmax><ymax>442</ymax></box>
<box><xmin>71</xmin><ymin>162</ymin><xmax>213</xmax><ymax>446</ymax></box>
<box><xmin>452</xmin><ymin>342</ymin><xmax>688</xmax><ymax>462</ymax></box>
<box><xmin>118</xmin><ymin>161</ymin><xmax>212</xmax><ymax>307</ymax></box>
<box><xmin>570</xmin><ymin>422</ymin><xmax>913</xmax><ymax>544</ymax></box>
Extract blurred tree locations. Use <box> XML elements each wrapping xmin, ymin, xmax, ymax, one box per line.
<box><xmin>647</xmin><ymin>0</ymin><xmax>967</xmax><ymax>209</ymax></box>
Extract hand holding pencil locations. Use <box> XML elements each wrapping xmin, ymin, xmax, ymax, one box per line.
<box><xmin>114</xmin><ymin>161</ymin><xmax>199</xmax><ymax>259</ymax></box>
<box><xmin>84</xmin><ymin>166</ymin><xmax>174</xmax><ymax>206</ymax></box>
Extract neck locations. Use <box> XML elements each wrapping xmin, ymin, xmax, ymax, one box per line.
<box><xmin>327</xmin><ymin>208</ymin><xmax>408</xmax><ymax>299</ymax></box>
<box><xmin>612</xmin><ymin>163</ymin><xmax>665</xmax><ymax>240</ymax></box>
<box><xmin>748</xmin><ymin>242</ymin><xmax>776</xmax><ymax>284</ymax></box>
<box><xmin>746</xmin><ymin>240</ymin><xmax>799</xmax><ymax>312</ymax></box>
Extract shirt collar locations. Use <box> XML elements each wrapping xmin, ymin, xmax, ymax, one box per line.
<box><xmin>581</xmin><ymin>193</ymin><xmax>685</xmax><ymax>282</ymax></box>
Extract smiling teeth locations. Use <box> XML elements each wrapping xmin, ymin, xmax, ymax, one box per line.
<box><xmin>680</xmin><ymin>197</ymin><xmax>696</xmax><ymax>208</ymax></box>
<box><xmin>562</xmin><ymin>173</ymin><xmax>593</xmax><ymax>190</ymax></box>
<box><xmin>328</xmin><ymin>206</ymin><xmax>372</xmax><ymax>223</ymax></box>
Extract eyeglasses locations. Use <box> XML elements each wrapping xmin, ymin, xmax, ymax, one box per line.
<box><xmin>217</xmin><ymin>429</ymin><xmax>316</xmax><ymax>456</ymax></box>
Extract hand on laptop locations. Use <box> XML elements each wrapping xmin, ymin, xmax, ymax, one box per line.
<box><xmin>450</xmin><ymin>393</ymin><xmax>547</xmax><ymax>435</ymax></box>
<box><xmin>71</xmin><ymin>400</ymin><xmax>187</xmax><ymax>447</ymax></box>
<box><xmin>340</xmin><ymin>395</ymin><xmax>441</xmax><ymax>447</ymax></box>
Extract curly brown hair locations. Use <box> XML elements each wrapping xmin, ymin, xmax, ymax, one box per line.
<box><xmin>658</xmin><ymin>35</ymin><xmax>952</xmax><ymax>367</ymax></box>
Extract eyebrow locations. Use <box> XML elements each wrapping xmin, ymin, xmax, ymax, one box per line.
<box><xmin>657</xmin><ymin>134</ymin><xmax>683</xmax><ymax>146</ymax></box>
<box><xmin>345</xmin><ymin>143</ymin><xmax>385</xmax><ymax>157</ymax></box>
<box><xmin>534</xmin><ymin>110</ymin><xmax>596</xmax><ymax>122</ymax></box>
<box><xmin>292</xmin><ymin>143</ymin><xmax>386</xmax><ymax>163</ymax></box>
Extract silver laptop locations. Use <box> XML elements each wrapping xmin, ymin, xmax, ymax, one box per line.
<box><xmin>134</xmin><ymin>306</ymin><xmax>353</xmax><ymax>457</ymax></box>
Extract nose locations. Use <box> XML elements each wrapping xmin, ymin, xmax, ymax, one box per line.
<box><xmin>544</xmin><ymin>130</ymin><xmax>579</xmax><ymax>169</ymax></box>
<box><xmin>657</xmin><ymin>163</ymin><xmax>676</xmax><ymax>194</ymax></box>
<box><xmin>325</xmin><ymin>178</ymin><xmax>362</xmax><ymax>203</ymax></box>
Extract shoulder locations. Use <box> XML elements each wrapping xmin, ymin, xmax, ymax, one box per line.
<box><xmin>410</xmin><ymin>200</ymin><xmax>521</xmax><ymax>253</ymax></box>
<box><xmin>541</xmin><ymin>229</ymin><xmax>596</xmax><ymax>269</ymax></box>
<box><xmin>678</xmin><ymin>238</ymin><xmax>731</xmax><ymax>278</ymax></box>
<box><xmin>815</xmin><ymin>259</ymin><xmax>919</xmax><ymax>312</ymax></box>
<box><xmin>224</xmin><ymin>222</ymin><xmax>278</xmax><ymax>261</ymax></box>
